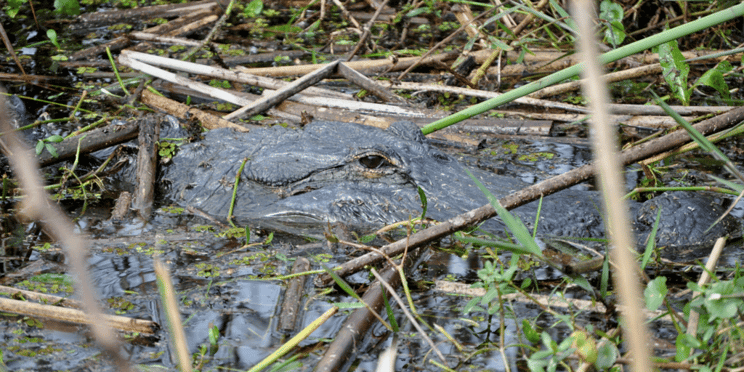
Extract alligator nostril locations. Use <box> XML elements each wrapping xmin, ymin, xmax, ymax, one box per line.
<box><xmin>359</xmin><ymin>155</ymin><xmax>390</xmax><ymax>169</ymax></box>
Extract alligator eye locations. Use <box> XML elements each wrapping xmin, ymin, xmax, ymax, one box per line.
<box><xmin>359</xmin><ymin>155</ymin><xmax>391</xmax><ymax>169</ymax></box>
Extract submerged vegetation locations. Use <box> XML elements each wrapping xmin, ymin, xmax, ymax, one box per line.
<box><xmin>0</xmin><ymin>0</ymin><xmax>743</xmax><ymax>371</ymax></box>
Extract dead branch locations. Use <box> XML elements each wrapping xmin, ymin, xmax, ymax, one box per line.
<box><xmin>0</xmin><ymin>297</ymin><xmax>159</xmax><ymax>334</ymax></box>
<box><xmin>0</xmin><ymin>284</ymin><xmax>81</xmax><ymax>308</ymax></box>
<box><xmin>78</xmin><ymin>0</ymin><xmax>218</xmax><ymax>25</ymax></box>
<box><xmin>141</xmin><ymin>89</ymin><xmax>257</xmax><ymax>131</ymax></box>
<box><xmin>132</xmin><ymin>115</ymin><xmax>160</xmax><ymax>220</ymax></box>
<box><xmin>225</xmin><ymin>60</ymin><xmax>340</xmax><ymax>120</ymax></box>
<box><xmin>36</xmin><ymin>120</ymin><xmax>139</xmax><ymax>167</ymax></box>
<box><xmin>314</xmin><ymin>247</ymin><xmax>426</xmax><ymax>372</ymax></box>
<box><xmin>278</xmin><ymin>257</ymin><xmax>311</xmax><ymax>332</ymax></box>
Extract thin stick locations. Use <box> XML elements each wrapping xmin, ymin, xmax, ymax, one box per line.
<box><xmin>345</xmin><ymin>0</ymin><xmax>389</xmax><ymax>61</ymax></box>
<box><xmin>573</xmin><ymin>2</ymin><xmax>652</xmax><ymax>372</ymax></box>
<box><xmin>182</xmin><ymin>0</ymin><xmax>235</xmax><ymax>61</ymax></box>
<box><xmin>0</xmin><ymin>284</ymin><xmax>80</xmax><ymax>308</ymax></box>
<box><xmin>122</xmin><ymin>50</ymin><xmax>351</xmax><ymax>100</ymax></box>
<box><xmin>0</xmin><ymin>92</ymin><xmax>132</xmax><ymax>370</ymax></box>
<box><xmin>371</xmin><ymin>268</ymin><xmax>447</xmax><ymax>365</ymax></box>
<box><xmin>224</xmin><ymin>60</ymin><xmax>340</xmax><ymax>121</ymax></box>
<box><xmin>154</xmin><ymin>258</ymin><xmax>192</xmax><ymax>372</ymax></box>
<box><xmin>686</xmin><ymin>237</ymin><xmax>726</xmax><ymax>348</ymax></box>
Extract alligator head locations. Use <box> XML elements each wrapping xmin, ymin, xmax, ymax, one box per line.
<box><xmin>163</xmin><ymin>120</ymin><xmax>522</xmax><ymax>234</ymax></box>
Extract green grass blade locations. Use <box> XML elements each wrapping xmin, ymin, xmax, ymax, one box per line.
<box><xmin>381</xmin><ymin>285</ymin><xmax>399</xmax><ymax>332</ymax></box>
<box><xmin>640</xmin><ymin>208</ymin><xmax>662</xmax><ymax>270</ymax></box>
<box><xmin>653</xmin><ymin>93</ymin><xmax>744</xmax><ymax>182</ymax></box>
<box><xmin>417</xmin><ymin>186</ymin><xmax>428</xmax><ymax>222</ymax></box>
<box><xmin>710</xmin><ymin>175</ymin><xmax>744</xmax><ymax>194</ymax></box>
<box><xmin>464</xmin><ymin>169</ymin><xmax>543</xmax><ymax>257</ymax></box>
<box><xmin>320</xmin><ymin>262</ymin><xmax>362</xmax><ymax>302</ymax></box>
<box><xmin>454</xmin><ymin>235</ymin><xmax>538</xmax><ymax>256</ymax></box>
<box><xmin>227</xmin><ymin>158</ymin><xmax>249</xmax><ymax>228</ymax></box>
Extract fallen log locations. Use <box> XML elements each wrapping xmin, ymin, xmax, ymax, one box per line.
<box><xmin>36</xmin><ymin>120</ymin><xmax>140</xmax><ymax>167</ymax></box>
<box><xmin>132</xmin><ymin>115</ymin><xmax>160</xmax><ymax>220</ymax></box>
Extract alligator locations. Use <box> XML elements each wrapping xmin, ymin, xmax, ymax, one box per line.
<box><xmin>160</xmin><ymin>120</ymin><xmax>741</xmax><ymax>256</ymax></box>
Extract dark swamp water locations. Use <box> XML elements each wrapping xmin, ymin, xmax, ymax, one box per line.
<box><xmin>2</xmin><ymin>125</ymin><xmax>743</xmax><ymax>371</ymax></box>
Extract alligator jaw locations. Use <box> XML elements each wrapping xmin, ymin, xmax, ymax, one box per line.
<box><xmin>253</xmin><ymin>210</ymin><xmax>331</xmax><ymax>236</ymax></box>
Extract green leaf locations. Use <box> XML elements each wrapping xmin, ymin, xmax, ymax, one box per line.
<box><xmin>45</xmin><ymin>144</ymin><xmax>58</xmax><ymax>158</ymax></box>
<box><xmin>600</xmin><ymin>0</ymin><xmax>623</xmax><ymax>22</ymax></box>
<box><xmin>600</xmin><ymin>254</ymin><xmax>610</xmax><ymax>298</ymax></box>
<box><xmin>380</xmin><ymin>286</ymin><xmax>398</xmax><ymax>332</ymax></box>
<box><xmin>35</xmin><ymin>140</ymin><xmax>44</xmax><ymax>155</ymax></box>
<box><xmin>644</xmin><ymin>276</ymin><xmax>667</xmax><ymax>311</ymax></box>
<box><xmin>522</xmin><ymin>319</ymin><xmax>541</xmax><ymax>344</ymax></box>
<box><xmin>53</xmin><ymin>0</ymin><xmax>80</xmax><ymax>16</ymax></box>
<box><xmin>244</xmin><ymin>0</ymin><xmax>263</xmax><ymax>18</ymax></box>
<box><xmin>675</xmin><ymin>333</ymin><xmax>692</xmax><ymax>361</ymax></box>
<box><xmin>595</xmin><ymin>342</ymin><xmax>617</xmax><ymax>370</ymax></box>
<box><xmin>6</xmin><ymin>0</ymin><xmax>26</xmax><ymax>18</ymax></box>
<box><xmin>406</xmin><ymin>7</ymin><xmax>429</xmax><ymax>17</ymax></box>
<box><xmin>678</xmin><ymin>333</ymin><xmax>702</xmax><ymax>348</ymax></box>
<box><xmin>481</xmin><ymin>288</ymin><xmax>500</xmax><ymax>306</ymax></box>
<box><xmin>606</xmin><ymin>20</ymin><xmax>626</xmax><ymax>45</ymax></box>
<box><xmin>46</xmin><ymin>29</ymin><xmax>60</xmax><ymax>50</ymax></box>
<box><xmin>549</xmin><ymin>0</ymin><xmax>576</xmax><ymax>32</ymax></box>
<box><xmin>46</xmin><ymin>135</ymin><xmax>64</xmax><ymax>143</ymax></box>
<box><xmin>710</xmin><ymin>175</ymin><xmax>743</xmax><ymax>193</ymax></box>
<box><xmin>694</xmin><ymin>67</ymin><xmax>730</xmax><ymax>100</ymax></box>
<box><xmin>704</xmin><ymin>295</ymin><xmax>740</xmax><ymax>320</ymax></box>
<box><xmin>526</xmin><ymin>356</ymin><xmax>549</xmax><ymax>372</ymax></box>
<box><xmin>334</xmin><ymin>302</ymin><xmax>364</xmax><ymax>309</ymax></box>
<box><xmin>266</xmin><ymin>25</ymin><xmax>303</xmax><ymax>34</ymax></box>
<box><xmin>320</xmin><ymin>262</ymin><xmax>362</xmax><ymax>302</ymax></box>
<box><xmin>359</xmin><ymin>234</ymin><xmax>376</xmax><ymax>244</ymax></box>
<box><xmin>541</xmin><ymin>331</ymin><xmax>556</xmax><ymax>351</ymax></box>
<box><xmin>487</xmin><ymin>35</ymin><xmax>512</xmax><ymax>51</ymax></box>
<box><xmin>658</xmin><ymin>41</ymin><xmax>690</xmax><ymax>104</ymax></box>
<box><xmin>270</xmin><ymin>360</ymin><xmax>303</xmax><ymax>372</ymax></box>
<box><xmin>600</xmin><ymin>1</ymin><xmax>625</xmax><ymax>45</ymax></box>
<box><xmin>33</xmin><ymin>273</ymin><xmax>73</xmax><ymax>284</ymax></box>
<box><xmin>568</xmin><ymin>274</ymin><xmax>594</xmax><ymax>294</ymax></box>
<box><xmin>208</xmin><ymin>325</ymin><xmax>219</xmax><ymax>346</ymax></box>
<box><xmin>463</xmin><ymin>296</ymin><xmax>485</xmax><ymax>314</ymax></box>
<box><xmin>571</xmin><ymin>331</ymin><xmax>597</xmax><ymax>364</ymax></box>
<box><xmin>653</xmin><ymin>93</ymin><xmax>744</xmax><ymax>181</ymax></box>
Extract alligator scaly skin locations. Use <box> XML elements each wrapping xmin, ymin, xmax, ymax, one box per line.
<box><xmin>161</xmin><ymin>120</ymin><xmax>741</xmax><ymax>256</ymax></box>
